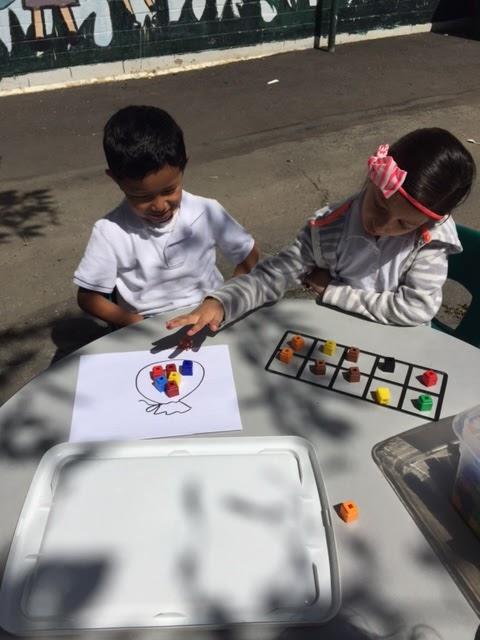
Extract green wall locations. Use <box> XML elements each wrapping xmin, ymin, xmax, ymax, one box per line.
<box><xmin>0</xmin><ymin>0</ymin><xmax>470</xmax><ymax>79</ymax></box>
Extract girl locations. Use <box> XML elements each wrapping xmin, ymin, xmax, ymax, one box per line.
<box><xmin>166</xmin><ymin>128</ymin><xmax>475</xmax><ymax>335</ymax></box>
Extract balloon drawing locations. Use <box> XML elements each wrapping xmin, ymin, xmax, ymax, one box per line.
<box><xmin>135</xmin><ymin>359</ymin><xmax>205</xmax><ymax>415</ymax></box>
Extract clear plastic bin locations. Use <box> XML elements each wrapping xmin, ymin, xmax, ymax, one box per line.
<box><xmin>452</xmin><ymin>405</ymin><xmax>480</xmax><ymax>538</ymax></box>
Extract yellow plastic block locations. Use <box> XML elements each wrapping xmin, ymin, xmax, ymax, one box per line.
<box><xmin>168</xmin><ymin>371</ymin><xmax>182</xmax><ymax>385</ymax></box>
<box><xmin>322</xmin><ymin>340</ymin><xmax>336</xmax><ymax>356</ymax></box>
<box><xmin>375</xmin><ymin>387</ymin><xmax>391</xmax><ymax>406</ymax></box>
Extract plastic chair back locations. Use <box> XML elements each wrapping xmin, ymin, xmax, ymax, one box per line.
<box><xmin>433</xmin><ymin>224</ymin><xmax>480</xmax><ymax>348</ymax></box>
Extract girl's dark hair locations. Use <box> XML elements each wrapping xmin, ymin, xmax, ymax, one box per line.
<box><xmin>103</xmin><ymin>105</ymin><xmax>187</xmax><ymax>180</ymax></box>
<box><xmin>389</xmin><ymin>128</ymin><xmax>475</xmax><ymax>215</ymax></box>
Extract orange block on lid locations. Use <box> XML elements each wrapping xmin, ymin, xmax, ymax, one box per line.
<box><xmin>339</xmin><ymin>501</ymin><xmax>359</xmax><ymax>523</ymax></box>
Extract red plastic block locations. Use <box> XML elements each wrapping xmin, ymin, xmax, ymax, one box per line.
<box><xmin>179</xmin><ymin>336</ymin><xmax>193</xmax><ymax>350</ymax></box>
<box><xmin>421</xmin><ymin>370</ymin><xmax>438</xmax><ymax>387</ymax></box>
<box><xmin>165</xmin><ymin>381</ymin><xmax>179</xmax><ymax>398</ymax></box>
<box><xmin>150</xmin><ymin>365</ymin><xmax>164</xmax><ymax>380</ymax></box>
<box><xmin>339</xmin><ymin>501</ymin><xmax>359</xmax><ymax>523</ymax></box>
<box><xmin>166</xmin><ymin>363</ymin><xmax>177</xmax><ymax>376</ymax></box>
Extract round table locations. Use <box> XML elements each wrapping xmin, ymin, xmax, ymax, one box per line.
<box><xmin>0</xmin><ymin>300</ymin><xmax>479</xmax><ymax>640</ymax></box>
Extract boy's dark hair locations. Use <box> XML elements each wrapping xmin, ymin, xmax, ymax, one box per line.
<box><xmin>390</xmin><ymin>128</ymin><xmax>475</xmax><ymax>215</ymax></box>
<box><xmin>103</xmin><ymin>105</ymin><xmax>187</xmax><ymax>180</ymax></box>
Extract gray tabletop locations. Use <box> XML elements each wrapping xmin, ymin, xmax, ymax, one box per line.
<box><xmin>0</xmin><ymin>300</ymin><xmax>479</xmax><ymax>640</ymax></box>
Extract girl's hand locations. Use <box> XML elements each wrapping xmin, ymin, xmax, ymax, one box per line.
<box><xmin>303</xmin><ymin>268</ymin><xmax>332</xmax><ymax>298</ymax></box>
<box><xmin>166</xmin><ymin>298</ymin><xmax>225</xmax><ymax>336</ymax></box>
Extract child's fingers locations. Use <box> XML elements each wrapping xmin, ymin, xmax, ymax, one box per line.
<box><xmin>186</xmin><ymin>317</ymin><xmax>210</xmax><ymax>335</ymax></box>
<box><xmin>208</xmin><ymin>309</ymin><xmax>224</xmax><ymax>332</ymax></box>
<box><xmin>166</xmin><ymin>301</ymin><xmax>224</xmax><ymax>335</ymax></box>
<box><xmin>166</xmin><ymin>314</ymin><xmax>197</xmax><ymax>329</ymax></box>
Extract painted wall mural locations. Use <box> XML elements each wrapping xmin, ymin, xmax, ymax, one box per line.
<box><xmin>0</xmin><ymin>0</ymin><xmax>470</xmax><ymax>79</ymax></box>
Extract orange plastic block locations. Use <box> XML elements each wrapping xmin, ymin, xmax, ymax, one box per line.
<box><xmin>278</xmin><ymin>347</ymin><xmax>294</xmax><ymax>364</ymax></box>
<box><xmin>289</xmin><ymin>335</ymin><xmax>305</xmax><ymax>351</ymax></box>
<box><xmin>339</xmin><ymin>501</ymin><xmax>359</xmax><ymax>523</ymax></box>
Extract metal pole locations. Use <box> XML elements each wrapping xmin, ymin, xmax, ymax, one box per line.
<box><xmin>327</xmin><ymin>0</ymin><xmax>339</xmax><ymax>52</ymax></box>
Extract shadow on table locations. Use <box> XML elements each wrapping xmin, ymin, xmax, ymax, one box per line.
<box><xmin>225</xmin><ymin>304</ymin><xmax>353</xmax><ymax>441</ymax></box>
<box><xmin>150</xmin><ymin>326</ymin><xmax>211</xmax><ymax>356</ymax></box>
<box><xmin>0</xmin><ymin>402</ymin><xmax>59</xmax><ymax>460</ymax></box>
<box><xmin>0</xmin><ymin>311</ymin><xmax>109</xmax><ymax>460</ymax></box>
<box><xmin>0</xmin><ymin>446</ymin><xmax>112</xmax><ymax>639</ymax></box>
<box><xmin>0</xmin><ymin>303</ymin><xmax>472</xmax><ymax>640</ymax></box>
<box><xmin>50</xmin><ymin>314</ymin><xmax>111</xmax><ymax>365</ymax></box>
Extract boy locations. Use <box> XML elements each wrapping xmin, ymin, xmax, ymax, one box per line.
<box><xmin>74</xmin><ymin>105</ymin><xmax>259</xmax><ymax>327</ymax></box>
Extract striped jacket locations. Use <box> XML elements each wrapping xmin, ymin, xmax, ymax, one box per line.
<box><xmin>212</xmin><ymin>194</ymin><xmax>462</xmax><ymax>326</ymax></box>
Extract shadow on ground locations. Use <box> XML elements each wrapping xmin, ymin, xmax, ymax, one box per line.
<box><xmin>0</xmin><ymin>188</ymin><xmax>59</xmax><ymax>245</ymax></box>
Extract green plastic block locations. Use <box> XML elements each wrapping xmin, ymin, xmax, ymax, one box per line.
<box><xmin>418</xmin><ymin>394</ymin><xmax>433</xmax><ymax>411</ymax></box>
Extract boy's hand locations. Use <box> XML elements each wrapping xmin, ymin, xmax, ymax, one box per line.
<box><xmin>127</xmin><ymin>313</ymin><xmax>145</xmax><ymax>325</ymax></box>
<box><xmin>166</xmin><ymin>298</ymin><xmax>225</xmax><ymax>336</ymax></box>
<box><xmin>303</xmin><ymin>268</ymin><xmax>332</xmax><ymax>299</ymax></box>
<box><xmin>77</xmin><ymin>288</ymin><xmax>145</xmax><ymax>327</ymax></box>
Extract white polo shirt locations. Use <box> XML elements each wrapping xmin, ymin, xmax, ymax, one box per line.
<box><xmin>73</xmin><ymin>190</ymin><xmax>255</xmax><ymax>316</ymax></box>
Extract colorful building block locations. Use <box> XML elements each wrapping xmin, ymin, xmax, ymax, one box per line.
<box><xmin>417</xmin><ymin>394</ymin><xmax>433</xmax><ymax>411</ymax></box>
<box><xmin>168</xmin><ymin>371</ymin><xmax>181</xmax><ymax>385</ymax></box>
<box><xmin>180</xmin><ymin>360</ymin><xmax>193</xmax><ymax>375</ymax></box>
<box><xmin>311</xmin><ymin>360</ymin><xmax>326</xmax><ymax>375</ymax></box>
<box><xmin>278</xmin><ymin>347</ymin><xmax>294</xmax><ymax>364</ymax></box>
<box><xmin>421</xmin><ymin>370</ymin><xmax>438</xmax><ymax>387</ymax></box>
<box><xmin>153</xmin><ymin>375</ymin><xmax>167</xmax><ymax>392</ymax></box>
<box><xmin>339</xmin><ymin>501</ymin><xmax>359</xmax><ymax>523</ymax></box>
<box><xmin>150</xmin><ymin>365</ymin><xmax>164</xmax><ymax>380</ymax></box>
<box><xmin>165</xmin><ymin>381</ymin><xmax>179</xmax><ymax>397</ymax></box>
<box><xmin>346</xmin><ymin>366</ymin><xmax>360</xmax><ymax>383</ymax></box>
<box><xmin>345</xmin><ymin>347</ymin><xmax>359</xmax><ymax>363</ymax></box>
<box><xmin>381</xmin><ymin>357</ymin><xmax>396</xmax><ymax>373</ymax></box>
<box><xmin>166</xmin><ymin>363</ymin><xmax>177</xmax><ymax>376</ymax></box>
<box><xmin>322</xmin><ymin>340</ymin><xmax>336</xmax><ymax>356</ymax></box>
<box><xmin>375</xmin><ymin>387</ymin><xmax>390</xmax><ymax>406</ymax></box>
<box><xmin>289</xmin><ymin>335</ymin><xmax>305</xmax><ymax>351</ymax></box>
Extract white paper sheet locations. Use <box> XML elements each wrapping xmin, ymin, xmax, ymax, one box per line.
<box><xmin>69</xmin><ymin>345</ymin><xmax>242</xmax><ymax>442</ymax></box>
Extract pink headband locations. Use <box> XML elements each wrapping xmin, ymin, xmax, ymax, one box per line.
<box><xmin>367</xmin><ymin>144</ymin><xmax>444</xmax><ymax>221</ymax></box>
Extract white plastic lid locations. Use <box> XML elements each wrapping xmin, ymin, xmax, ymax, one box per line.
<box><xmin>0</xmin><ymin>436</ymin><xmax>340</xmax><ymax>635</ymax></box>
<box><xmin>453</xmin><ymin>404</ymin><xmax>480</xmax><ymax>459</ymax></box>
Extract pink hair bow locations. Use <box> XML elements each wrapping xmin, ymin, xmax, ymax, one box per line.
<box><xmin>367</xmin><ymin>144</ymin><xmax>407</xmax><ymax>199</ymax></box>
<box><xmin>367</xmin><ymin>144</ymin><xmax>444</xmax><ymax>220</ymax></box>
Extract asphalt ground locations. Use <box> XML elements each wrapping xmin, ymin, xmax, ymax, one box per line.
<box><xmin>1</xmin><ymin>31</ymin><xmax>480</xmax><ymax>405</ymax></box>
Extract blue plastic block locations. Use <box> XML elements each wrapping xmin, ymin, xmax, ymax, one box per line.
<box><xmin>180</xmin><ymin>360</ymin><xmax>193</xmax><ymax>376</ymax></box>
<box><xmin>153</xmin><ymin>375</ymin><xmax>167</xmax><ymax>392</ymax></box>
